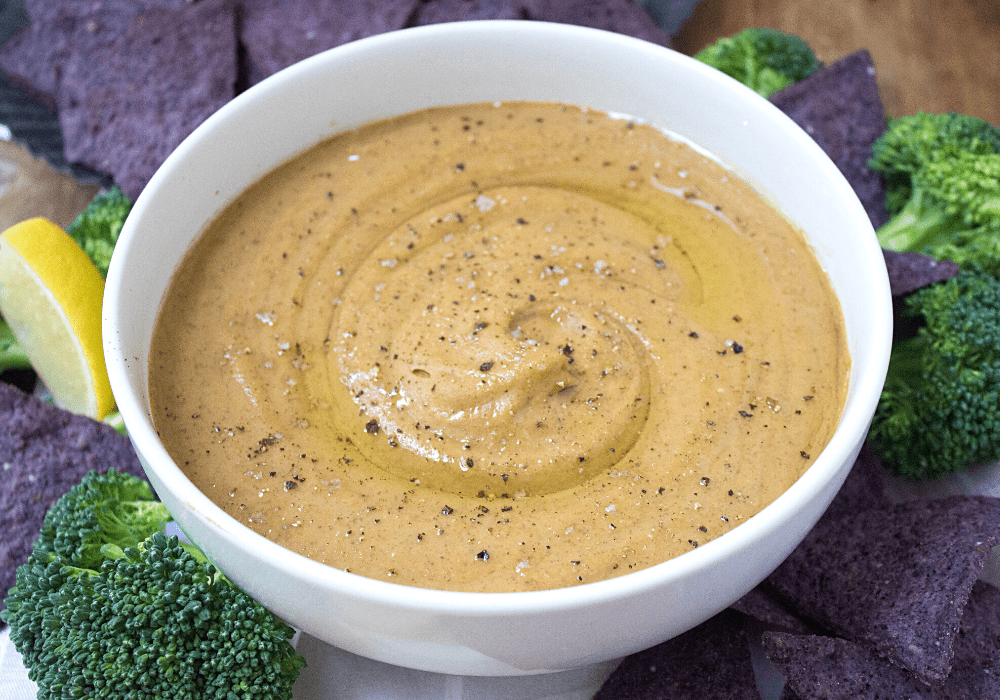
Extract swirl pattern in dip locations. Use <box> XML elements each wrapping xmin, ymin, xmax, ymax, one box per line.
<box><xmin>149</xmin><ymin>102</ymin><xmax>848</xmax><ymax>592</ymax></box>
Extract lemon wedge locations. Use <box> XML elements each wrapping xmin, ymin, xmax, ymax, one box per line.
<box><xmin>0</xmin><ymin>217</ymin><xmax>114</xmax><ymax>418</ymax></box>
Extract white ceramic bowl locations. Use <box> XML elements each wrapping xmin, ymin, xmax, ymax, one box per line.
<box><xmin>103</xmin><ymin>20</ymin><xmax>892</xmax><ymax>676</ymax></box>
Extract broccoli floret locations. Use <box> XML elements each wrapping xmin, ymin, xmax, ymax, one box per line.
<box><xmin>2</xmin><ymin>470</ymin><xmax>305</xmax><ymax>699</ymax></box>
<box><xmin>874</xmin><ymin>150</ymin><xmax>1000</xmax><ymax>274</ymax></box>
<box><xmin>868</xmin><ymin>111</ymin><xmax>1000</xmax><ymax>214</ymax></box>
<box><xmin>65</xmin><ymin>186</ymin><xmax>133</xmax><ymax>278</ymax></box>
<box><xmin>868</xmin><ymin>268</ymin><xmax>1000</xmax><ymax>479</ymax></box>
<box><xmin>693</xmin><ymin>28</ymin><xmax>822</xmax><ymax>98</ymax></box>
<box><xmin>0</xmin><ymin>316</ymin><xmax>31</xmax><ymax>373</ymax></box>
<box><xmin>867</xmin><ymin>112</ymin><xmax>1000</xmax><ymax>478</ymax></box>
<box><xmin>2</xmin><ymin>554</ymin><xmax>101</xmax><ymax>689</ymax></box>
<box><xmin>4</xmin><ymin>534</ymin><xmax>304</xmax><ymax>700</ymax></box>
<box><xmin>32</xmin><ymin>468</ymin><xmax>171</xmax><ymax>570</ymax></box>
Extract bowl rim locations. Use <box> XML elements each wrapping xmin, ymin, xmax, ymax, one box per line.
<box><xmin>104</xmin><ymin>19</ymin><xmax>892</xmax><ymax>617</ymax></box>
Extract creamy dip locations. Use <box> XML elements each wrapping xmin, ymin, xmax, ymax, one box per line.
<box><xmin>149</xmin><ymin>101</ymin><xmax>848</xmax><ymax>592</ymax></box>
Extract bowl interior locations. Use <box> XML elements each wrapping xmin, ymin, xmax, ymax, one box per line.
<box><xmin>104</xmin><ymin>20</ymin><xmax>891</xmax><ymax>675</ymax></box>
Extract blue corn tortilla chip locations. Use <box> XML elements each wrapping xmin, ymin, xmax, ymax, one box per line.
<box><xmin>529</xmin><ymin>0</ymin><xmax>673</xmax><ymax>47</ymax></box>
<box><xmin>0</xmin><ymin>383</ymin><xmax>147</xmax><ymax>616</ymax></box>
<box><xmin>409</xmin><ymin>0</ymin><xmax>673</xmax><ymax>46</ymax></box>
<box><xmin>820</xmin><ymin>442</ymin><xmax>892</xmax><ymax>522</ymax></box>
<box><xmin>770</xmin><ymin>50</ymin><xmax>890</xmax><ymax>229</ymax></box>
<box><xmin>945</xmin><ymin>580</ymin><xmax>1000</xmax><ymax>698</ymax></box>
<box><xmin>242</xmin><ymin>0</ymin><xmax>673</xmax><ymax>89</ymax></box>
<box><xmin>882</xmin><ymin>249</ymin><xmax>960</xmax><ymax>298</ymax></box>
<box><xmin>3</xmin><ymin>0</ymin><xmax>676</xmax><ymax>198</ymax></box>
<box><xmin>0</xmin><ymin>0</ymin><xmax>236</xmax><ymax>199</ymax></box>
<box><xmin>732</xmin><ymin>445</ymin><xmax>890</xmax><ymax>635</ymax></box>
<box><xmin>55</xmin><ymin>0</ymin><xmax>237</xmax><ymax>200</ymax></box>
<box><xmin>763</xmin><ymin>581</ymin><xmax>1000</xmax><ymax>699</ymax></box>
<box><xmin>410</xmin><ymin>0</ymin><xmax>533</xmax><ymax>25</ymax></box>
<box><xmin>766</xmin><ymin>494</ymin><xmax>1000</xmax><ymax>683</ymax></box>
<box><xmin>730</xmin><ymin>586</ymin><xmax>813</xmax><ymax>635</ymax></box>
<box><xmin>0</xmin><ymin>0</ymin><xmax>190</xmax><ymax>108</ymax></box>
<box><xmin>593</xmin><ymin>609</ymin><xmax>759</xmax><ymax>699</ymax></box>
<box><xmin>763</xmin><ymin>632</ymin><xmax>937</xmax><ymax>699</ymax></box>
<box><xmin>238</xmin><ymin>0</ymin><xmax>418</xmax><ymax>87</ymax></box>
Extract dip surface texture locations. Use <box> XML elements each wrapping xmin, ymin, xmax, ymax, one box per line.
<box><xmin>149</xmin><ymin>102</ymin><xmax>848</xmax><ymax>592</ymax></box>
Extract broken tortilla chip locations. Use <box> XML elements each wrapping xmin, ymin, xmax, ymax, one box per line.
<box><xmin>946</xmin><ymin>580</ymin><xmax>1000</xmax><ymax>698</ymax></box>
<box><xmin>0</xmin><ymin>383</ymin><xmax>147</xmax><ymax>615</ymax></box>
<box><xmin>0</xmin><ymin>1</ymin><xmax>190</xmax><ymax>108</ymax></box>
<box><xmin>764</xmin><ymin>580</ymin><xmax>1000</xmax><ymax>699</ymax></box>
<box><xmin>238</xmin><ymin>0</ymin><xmax>417</xmax><ymax>87</ymax></box>
<box><xmin>54</xmin><ymin>0</ymin><xmax>237</xmax><ymax>200</ymax></box>
<box><xmin>730</xmin><ymin>586</ymin><xmax>813</xmax><ymax>635</ymax></box>
<box><xmin>770</xmin><ymin>50</ymin><xmax>889</xmax><ymax>229</ymax></box>
<box><xmin>882</xmin><ymin>249</ymin><xmax>960</xmax><ymax>298</ymax></box>
<box><xmin>409</xmin><ymin>0</ymin><xmax>532</xmax><ymax>25</ymax></box>
<box><xmin>820</xmin><ymin>442</ymin><xmax>892</xmax><ymax>522</ymax></box>
<box><xmin>593</xmin><ymin>609</ymin><xmax>759</xmax><ymax>699</ymax></box>
<box><xmin>767</xmin><ymin>495</ymin><xmax>1000</xmax><ymax>683</ymax></box>
<box><xmin>530</xmin><ymin>0</ymin><xmax>673</xmax><ymax>47</ymax></box>
<box><xmin>763</xmin><ymin>632</ymin><xmax>935</xmax><ymax>699</ymax></box>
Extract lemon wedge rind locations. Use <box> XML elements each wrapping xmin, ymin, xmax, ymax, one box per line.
<box><xmin>0</xmin><ymin>217</ymin><xmax>114</xmax><ymax>418</ymax></box>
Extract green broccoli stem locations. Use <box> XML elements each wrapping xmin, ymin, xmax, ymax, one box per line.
<box><xmin>875</xmin><ymin>197</ymin><xmax>957</xmax><ymax>254</ymax></box>
<box><xmin>63</xmin><ymin>561</ymin><xmax>102</xmax><ymax>581</ymax></box>
<box><xmin>0</xmin><ymin>318</ymin><xmax>31</xmax><ymax>373</ymax></box>
<box><xmin>99</xmin><ymin>543</ymin><xmax>128</xmax><ymax>560</ymax></box>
